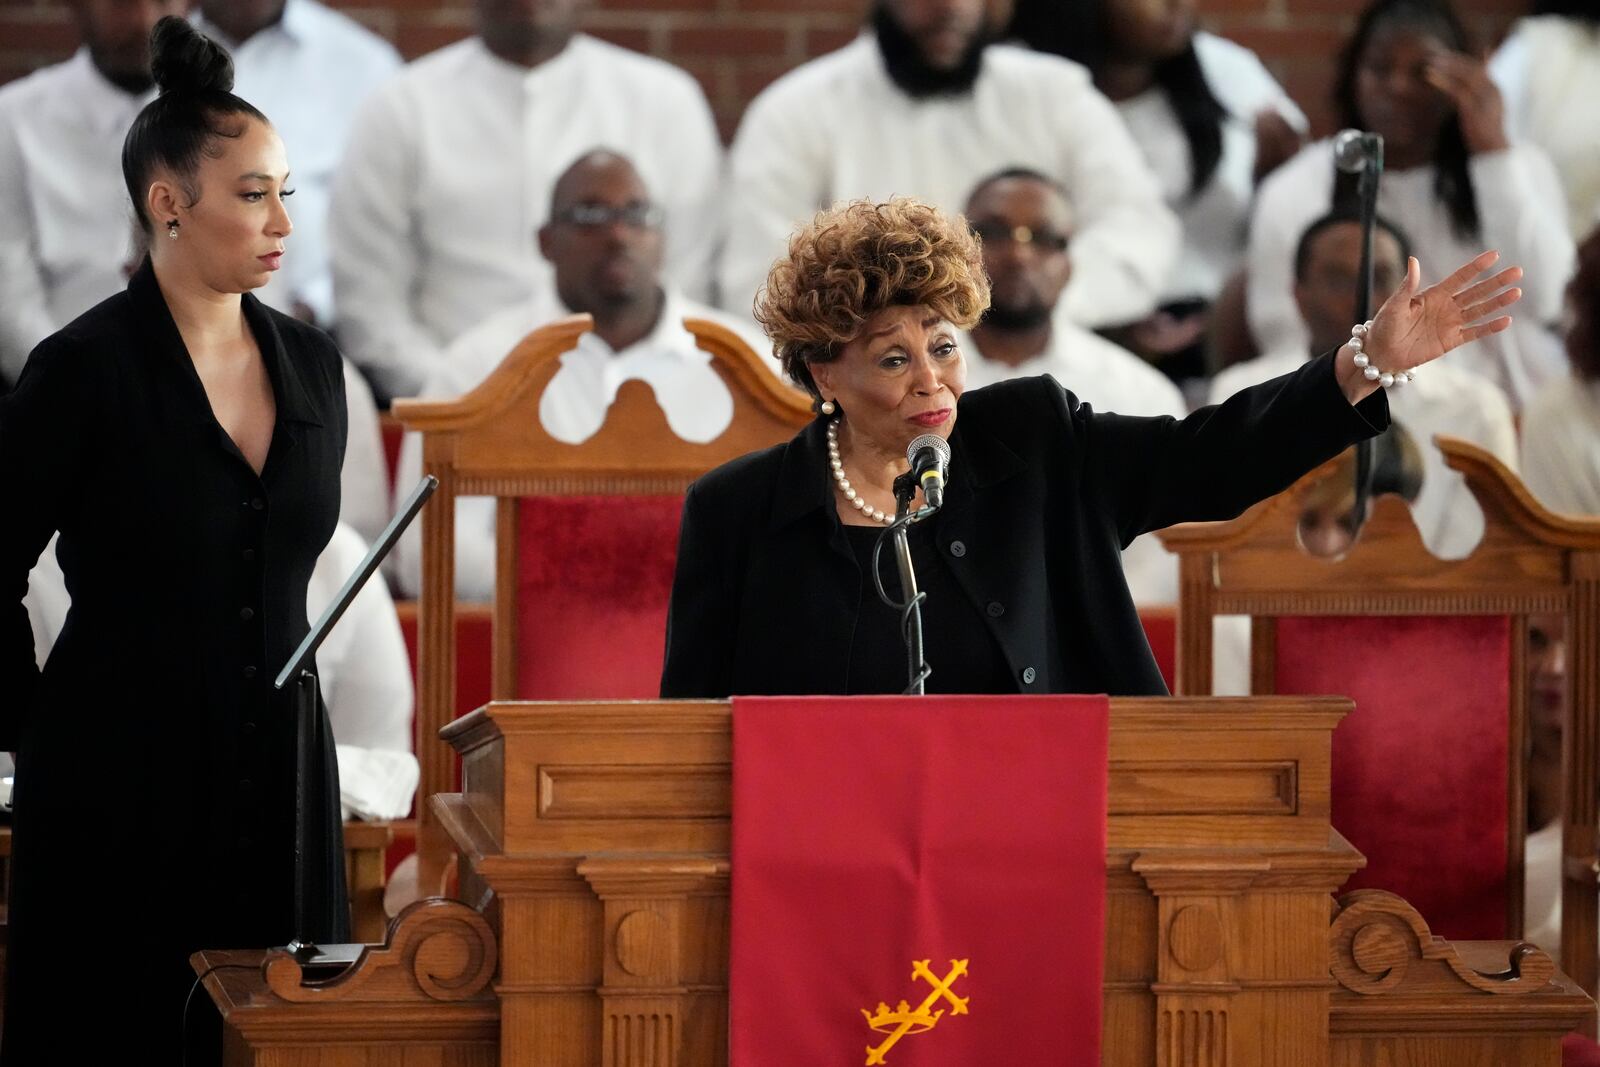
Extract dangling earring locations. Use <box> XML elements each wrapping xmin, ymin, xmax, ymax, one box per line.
<box><xmin>820</xmin><ymin>399</ymin><xmax>836</xmax><ymax>416</ymax></box>
<box><xmin>167</xmin><ymin>220</ymin><xmax>179</xmax><ymax>240</ymax></box>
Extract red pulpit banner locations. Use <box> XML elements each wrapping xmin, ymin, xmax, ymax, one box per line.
<box><xmin>730</xmin><ymin>695</ymin><xmax>1110</xmax><ymax>1066</ymax></box>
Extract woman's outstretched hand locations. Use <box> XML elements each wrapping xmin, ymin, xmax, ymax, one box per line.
<box><xmin>1337</xmin><ymin>250</ymin><xmax>1522</xmax><ymax>405</ymax></box>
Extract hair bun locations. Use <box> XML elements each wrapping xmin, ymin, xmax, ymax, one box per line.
<box><xmin>149</xmin><ymin>16</ymin><xmax>235</xmax><ymax>96</ymax></box>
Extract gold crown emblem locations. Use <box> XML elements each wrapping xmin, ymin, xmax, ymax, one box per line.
<box><xmin>861</xmin><ymin>958</ymin><xmax>969</xmax><ymax>1065</ymax></box>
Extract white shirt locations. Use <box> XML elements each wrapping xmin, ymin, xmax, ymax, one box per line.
<box><xmin>330</xmin><ymin>36</ymin><xmax>724</xmax><ymax>398</ymax></box>
<box><xmin>719</xmin><ymin>35</ymin><xmax>1179</xmax><ymax>331</ymax></box>
<box><xmin>1521</xmin><ymin>376</ymin><xmax>1600</xmax><ymax>516</ymax></box>
<box><xmin>1246</xmin><ymin>138</ymin><xmax>1574</xmax><ymax>410</ymax></box>
<box><xmin>392</xmin><ymin>290</ymin><xmax>779</xmax><ymax>598</ymax></box>
<box><xmin>1491</xmin><ymin>17</ymin><xmax>1600</xmax><ymax>240</ymax></box>
<box><xmin>960</xmin><ymin>323</ymin><xmax>1186</xmax><ymax>604</ymax></box>
<box><xmin>340</xmin><ymin>358</ymin><xmax>392</xmax><ymax>545</ymax></box>
<box><xmin>1115</xmin><ymin>32</ymin><xmax>1306</xmax><ymax>304</ymax></box>
<box><xmin>1209</xmin><ymin>347</ymin><xmax>1519</xmax><ymax>560</ymax></box>
<box><xmin>195</xmin><ymin>0</ymin><xmax>401</xmax><ymax>325</ymax></box>
<box><xmin>0</xmin><ymin>50</ymin><xmax>147</xmax><ymax>382</ymax></box>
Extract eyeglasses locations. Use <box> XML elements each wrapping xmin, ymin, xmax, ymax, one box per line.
<box><xmin>551</xmin><ymin>202</ymin><xmax>665</xmax><ymax>230</ymax></box>
<box><xmin>970</xmin><ymin>222</ymin><xmax>1070</xmax><ymax>253</ymax></box>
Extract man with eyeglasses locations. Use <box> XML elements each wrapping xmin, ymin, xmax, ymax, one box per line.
<box><xmin>390</xmin><ymin>151</ymin><xmax>779</xmax><ymax>598</ymax></box>
<box><xmin>959</xmin><ymin>168</ymin><xmax>1187</xmax><ymax>604</ymax></box>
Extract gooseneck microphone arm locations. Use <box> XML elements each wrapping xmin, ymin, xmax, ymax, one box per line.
<box><xmin>869</xmin><ymin>435</ymin><xmax>949</xmax><ymax>695</ymax></box>
<box><xmin>1333</xmin><ymin>128</ymin><xmax>1385</xmax><ymax>527</ymax></box>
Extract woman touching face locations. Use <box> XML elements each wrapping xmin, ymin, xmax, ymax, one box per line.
<box><xmin>809</xmin><ymin>304</ymin><xmax>967</xmax><ymax>459</ymax></box>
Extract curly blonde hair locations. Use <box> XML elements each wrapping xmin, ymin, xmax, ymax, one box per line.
<box><xmin>754</xmin><ymin>198</ymin><xmax>990</xmax><ymax>399</ymax></box>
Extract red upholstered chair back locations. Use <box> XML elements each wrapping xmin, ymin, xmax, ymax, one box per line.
<box><xmin>390</xmin><ymin>316</ymin><xmax>811</xmax><ymax>885</ymax></box>
<box><xmin>1275</xmin><ymin>614</ymin><xmax>1512</xmax><ymax>939</ymax></box>
<box><xmin>1159</xmin><ymin>439</ymin><xmax>1600</xmax><ymax>995</ymax></box>
<box><xmin>513</xmin><ymin>494</ymin><xmax>683</xmax><ymax>700</ymax></box>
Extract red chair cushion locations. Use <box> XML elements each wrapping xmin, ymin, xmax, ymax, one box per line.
<box><xmin>1275</xmin><ymin>615</ymin><xmax>1512</xmax><ymax>940</ymax></box>
<box><xmin>1564</xmin><ymin>1034</ymin><xmax>1600</xmax><ymax>1067</ymax></box>
<box><xmin>1138</xmin><ymin>607</ymin><xmax>1177</xmax><ymax>692</ymax></box>
<box><xmin>514</xmin><ymin>495</ymin><xmax>683</xmax><ymax>700</ymax></box>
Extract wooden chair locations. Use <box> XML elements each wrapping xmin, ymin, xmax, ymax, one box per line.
<box><xmin>1160</xmin><ymin>436</ymin><xmax>1600</xmax><ymax>999</ymax></box>
<box><xmin>390</xmin><ymin>315</ymin><xmax>810</xmax><ymax>886</ymax></box>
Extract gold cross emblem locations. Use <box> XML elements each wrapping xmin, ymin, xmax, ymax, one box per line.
<box><xmin>861</xmin><ymin>958</ymin><xmax>969</xmax><ymax>1064</ymax></box>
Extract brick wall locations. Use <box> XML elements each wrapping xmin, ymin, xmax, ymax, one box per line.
<box><xmin>0</xmin><ymin>0</ymin><xmax>1534</xmax><ymax>141</ymax></box>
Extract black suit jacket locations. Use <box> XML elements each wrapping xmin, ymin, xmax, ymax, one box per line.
<box><xmin>660</xmin><ymin>352</ymin><xmax>1388</xmax><ymax>699</ymax></box>
<box><xmin>0</xmin><ymin>260</ymin><xmax>349</xmax><ymax>1063</ymax></box>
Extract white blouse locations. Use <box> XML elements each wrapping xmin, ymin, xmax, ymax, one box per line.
<box><xmin>330</xmin><ymin>35</ymin><xmax>724</xmax><ymax>398</ymax></box>
<box><xmin>719</xmin><ymin>34</ymin><xmax>1178</xmax><ymax>332</ymax></box>
<box><xmin>1247</xmin><ymin>138</ymin><xmax>1574</xmax><ymax>409</ymax></box>
<box><xmin>1114</xmin><ymin>32</ymin><xmax>1306</xmax><ymax>305</ymax></box>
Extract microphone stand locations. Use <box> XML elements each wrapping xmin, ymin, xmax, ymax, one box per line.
<box><xmin>1343</xmin><ymin>131</ymin><xmax>1385</xmax><ymax>529</ymax></box>
<box><xmin>869</xmin><ymin>473</ymin><xmax>935</xmax><ymax>695</ymax></box>
<box><xmin>271</xmin><ymin>474</ymin><xmax>437</xmax><ymax>976</ymax></box>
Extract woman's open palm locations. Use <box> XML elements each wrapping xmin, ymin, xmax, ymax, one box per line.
<box><xmin>1365</xmin><ymin>250</ymin><xmax>1523</xmax><ymax>375</ymax></box>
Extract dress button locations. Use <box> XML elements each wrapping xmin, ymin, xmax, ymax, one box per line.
<box><xmin>238</xmin><ymin>778</ymin><xmax>253</xmax><ymax>793</ymax></box>
<box><xmin>237</xmin><ymin>835</ymin><xmax>254</xmax><ymax>850</ymax></box>
<box><xmin>239</xmin><ymin>607</ymin><xmax>255</xmax><ymax>622</ymax></box>
<box><xmin>986</xmin><ymin>601</ymin><xmax>1005</xmax><ymax>618</ymax></box>
<box><xmin>242</xmin><ymin>548</ymin><xmax>256</xmax><ymax>562</ymax></box>
<box><xmin>242</xmin><ymin>665</ymin><xmax>257</xmax><ymax>679</ymax></box>
<box><xmin>949</xmin><ymin>540</ymin><xmax>967</xmax><ymax>558</ymax></box>
<box><xmin>241</xmin><ymin>721</ymin><xmax>257</xmax><ymax>735</ymax></box>
<box><xmin>1021</xmin><ymin>666</ymin><xmax>1037</xmax><ymax>685</ymax></box>
<box><xmin>250</xmin><ymin>497</ymin><xmax>265</xmax><ymax>511</ymax></box>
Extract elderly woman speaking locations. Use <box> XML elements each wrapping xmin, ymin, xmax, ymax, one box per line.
<box><xmin>660</xmin><ymin>198</ymin><xmax>1520</xmax><ymax>699</ymax></box>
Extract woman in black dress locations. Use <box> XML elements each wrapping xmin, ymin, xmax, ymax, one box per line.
<box><xmin>660</xmin><ymin>197</ymin><xmax>1523</xmax><ymax>699</ymax></box>
<box><xmin>0</xmin><ymin>19</ymin><xmax>347</xmax><ymax>1062</ymax></box>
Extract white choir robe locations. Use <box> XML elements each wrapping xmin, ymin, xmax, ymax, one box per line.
<box><xmin>1115</xmin><ymin>31</ymin><xmax>1306</xmax><ymax>305</ymax></box>
<box><xmin>330</xmin><ymin>35</ymin><xmax>724</xmax><ymax>398</ymax></box>
<box><xmin>391</xmin><ymin>289</ymin><xmax>783</xmax><ymax>599</ymax></box>
<box><xmin>960</xmin><ymin>322</ymin><xmax>1187</xmax><ymax>605</ymax></box>
<box><xmin>718</xmin><ymin>34</ymin><xmax>1178</xmax><ymax>333</ymax></box>
<box><xmin>1246</xmin><ymin>138</ymin><xmax>1574</xmax><ymax>410</ymax></box>
<box><xmin>1521</xmin><ymin>376</ymin><xmax>1600</xmax><ymax>517</ymax></box>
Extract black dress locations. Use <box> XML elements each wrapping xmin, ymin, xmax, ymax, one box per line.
<box><xmin>0</xmin><ymin>261</ymin><xmax>349</xmax><ymax>1063</ymax></box>
<box><xmin>661</xmin><ymin>351</ymin><xmax>1389</xmax><ymax>699</ymax></box>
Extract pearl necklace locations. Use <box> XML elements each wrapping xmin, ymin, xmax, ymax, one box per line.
<box><xmin>827</xmin><ymin>417</ymin><xmax>916</xmax><ymax>526</ymax></box>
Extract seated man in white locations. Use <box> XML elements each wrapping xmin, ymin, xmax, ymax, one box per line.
<box><xmin>957</xmin><ymin>168</ymin><xmax>1187</xmax><ymax>605</ymax></box>
<box><xmin>194</xmin><ymin>0</ymin><xmax>401</xmax><ymax>328</ymax></box>
<box><xmin>331</xmin><ymin>0</ymin><xmax>723</xmax><ymax>398</ymax></box>
<box><xmin>0</xmin><ymin>0</ymin><xmax>186</xmax><ymax>383</ymax></box>
<box><xmin>1213</xmin><ymin>210</ymin><xmax>1517</xmax><ymax>561</ymax></box>
<box><xmin>718</xmin><ymin>0</ymin><xmax>1177</xmax><ymax>332</ymax></box>
<box><xmin>393</xmin><ymin>151</ymin><xmax>779</xmax><ymax>599</ymax></box>
<box><xmin>23</xmin><ymin>524</ymin><xmax>417</xmax><ymax>821</ymax></box>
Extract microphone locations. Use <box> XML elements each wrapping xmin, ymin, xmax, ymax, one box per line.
<box><xmin>1333</xmin><ymin>128</ymin><xmax>1384</xmax><ymax>174</ymax></box>
<box><xmin>906</xmin><ymin>434</ymin><xmax>951</xmax><ymax>510</ymax></box>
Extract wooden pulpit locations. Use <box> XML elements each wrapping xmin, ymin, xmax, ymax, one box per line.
<box><xmin>198</xmin><ymin>697</ymin><xmax>1593</xmax><ymax>1065</ymax></box>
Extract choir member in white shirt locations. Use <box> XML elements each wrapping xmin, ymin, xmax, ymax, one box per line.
<box><xmin>957</xmin><ymin>169</ymin><xmax>1186</xmax><ymax>604</ymax></box>
<box><xmin>1246</xmin><ymin>0</ymin><xmax>1573</xmax><ymax>411</ymax></box>
<box><xmin>1522</xmin><ymin>227</ymin><xmax>1600</xmax><ymax>517</ymax></box>
<box><xmin>393</xmin><ymin>151</ymin><xmax>779</xmax><ymax>599</ymax></box>
<box><xmin>330</xmin><ymin>1</ymin><xmax>724</xmax><ymax>399</ymax></box>
<box><xmin>1490</xmin><ymin>3</ymin><xmax>1600</xmax><ymax>242</ymax></box>
<box><xmin>718</xmin><ymin>0</ymin><xmax>1178</xmax><ymax>334</ymax></box>
<box><xmin>1008</xmin><ymin>0</ymin><xmax>1305</xmax><ymax>389</ymax></box>
<box><xmin>1215</xmin><ymin>211</ymin><xmax>1517</xmax><ymax>562</ymax></box>
<box><xmin>0</xmin><ymin>0</ymin><xmax>185</xmax><ymax>383</ymax></box>
<box><xmin>194</xmin><ymin>0</ymin><xmax>401</xmax><ymax>327</ymax></box>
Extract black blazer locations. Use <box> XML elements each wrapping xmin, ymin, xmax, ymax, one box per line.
<box><xmin>661</xmin><ymin>352</ymin><xmax>1388</xmax><ymax>699</ymax></box>
<box><xmin>0</xmin><ymin>261</ymin><xmax>348</xmax><ymax>1063</ymax></box>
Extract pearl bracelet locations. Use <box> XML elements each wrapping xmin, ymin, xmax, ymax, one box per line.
<box><xmin>1349</xmin><ymin>321</ymin><xmax>1414</xmax><ymax>389</ymax></box>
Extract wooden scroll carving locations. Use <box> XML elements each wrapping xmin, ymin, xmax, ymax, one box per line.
<box><xmin>1330</xmin><ymin>888</ymin><xmax>1555</xmax><ymax>997</ymax></box>
<box><xmin>263</xmin><ymin>898</ymin><xmax>497</xmax><ymax>1003</ymax></box>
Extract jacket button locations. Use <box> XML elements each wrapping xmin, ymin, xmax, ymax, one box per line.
<box><xmin>1021</xmin><ymin>666</ymin><xmax>1037</xmax><ymax>685</ymax></box>
<box><xmin>949</xmin><ymin>540</ymin><xmax>966</xmax><ymax>558</ymax></box>
<box><xmin>986</xmin><ymin>601</ymin><xmax>1005</xmax><ymax>618</ymax></box>
<box><xmin>242</xmin><ymin>548</ymin><xmax>256</xmax><ymax>562</ymax></box>
<box><xmin>242</xmin><ymin>665</ymin><xmax>257</xmax><ymax>679</ymax></box>
<box><xmin>250</xmin><ymin>497</ymin><xmax>265</xmax><ymax>511</ymax></box>
<box><xmin>238</xmin><ymin>778</ymin><xmax>253</xmax><ymax>793</ymax></box>
<box><xmin>241</xmin><ymin>721</ymin><xmax>257</xmax><ymax>735</ymax></box>
<box><xmin>239</xmin><ymin>607</ymin><xmax>255</xmax><ymax>622</ymax></box>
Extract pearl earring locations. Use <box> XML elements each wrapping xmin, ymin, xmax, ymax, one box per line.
<box><xmin>167</xmin><ymin>220</ymin><xmax>179</xmax><ymax>240</ymax></box>
<box><xmin>820</xmin><ymin>399</ymin><xmax>836</xmax><ymax>415</ymax></box>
